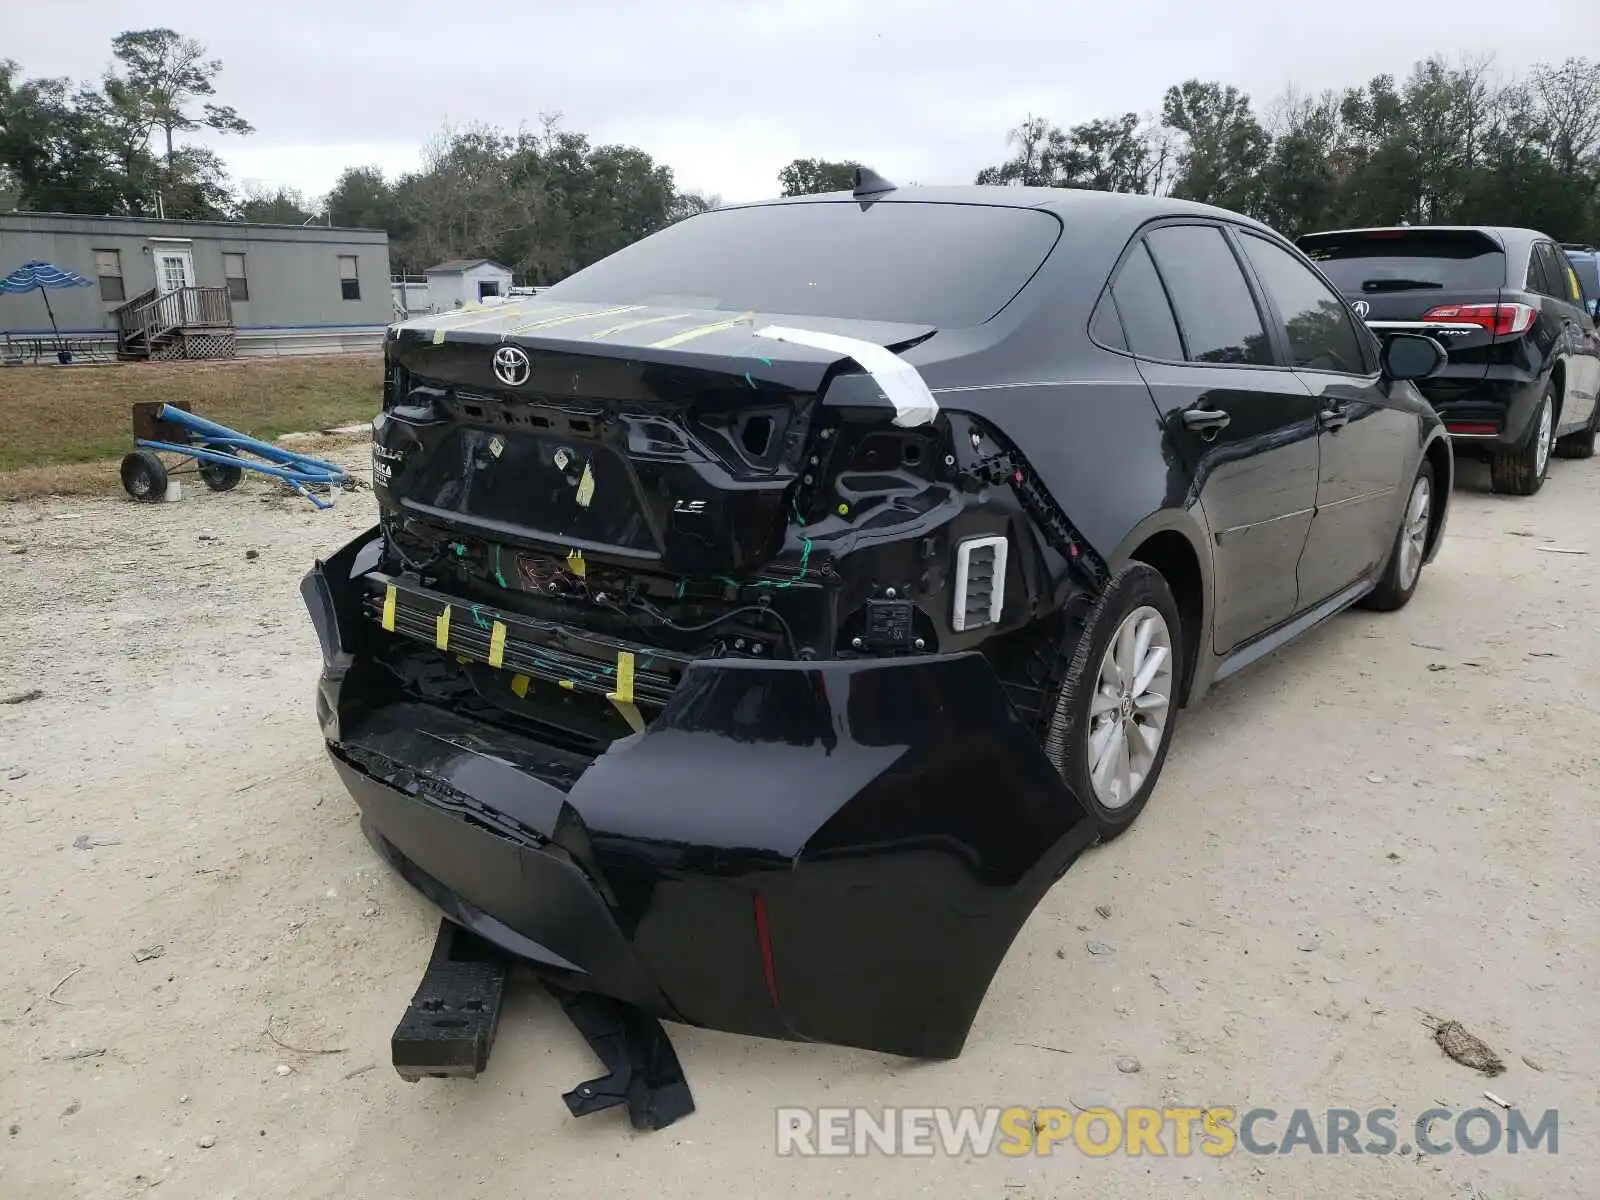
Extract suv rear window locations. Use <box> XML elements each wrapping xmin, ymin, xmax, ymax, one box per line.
<box><xmin>1296</xmin><ymin>229</ymin><xmax>1507</xmax><ymax>293</ymax></box>
<box><xmin>541</xmin><ymin>201</ymin><xmax>1062</xmax><ymax>328</ymax></box>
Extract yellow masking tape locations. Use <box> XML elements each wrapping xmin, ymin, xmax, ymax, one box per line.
<box><xmin>488</xmin><ymin>621</ymin><xmax>507</xmax><ymax>668</ymax></box>
<box><xmin>435</xmin><ymin>604</ymin><xmax>451</xmax><ymax>650</ymax></box>
<box><xmin>506</xmin><ymin>304</ymin><xmax>640</xmax><ymax>336</ymax></box>
<box><xmin>609</xmin><ymin>651</ymin><xmax>636</xmax><ymax>705</ymax></box>
<box><xmin>606</xmin><ymin>650</ymin><xmax>646</xmax><ymax>734</ymax></box>
<box><xmin>586</xmin><ymin>311</ymin><xmax>691</xmax><ymax>340</ymax></box>
<box><xmin>432</xmin><ymin>327</ymin><xmax>446</xmax><ymax>345</ymax></box>
<box><xmin>559</xmin><ymin>679</ymin><xmax>575</xmax><ymax>690</ymax></box>
<box><xmin>567</xmin><ymin>550</ymin><xmax>587</xmax><ymax>578</ymax></box>
<box><xmin>510</xmin><ymin>674</ymin><xmax>530</xmax><ymax>698</ymax></box>
<box><xmin>648</xmin><ymin>312</ymin><xmax>754</xmax><ymax>350</ymax></box>
<box><xmin>381</xmin><ymin>585</ymin><xmax>397</xmax><ymax>631</ymax></box>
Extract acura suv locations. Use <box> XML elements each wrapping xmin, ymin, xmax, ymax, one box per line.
<box><xmin>1298</xmin><ymin>225</ymin><xmax>1600</xmax><ymax>494</ymax></box>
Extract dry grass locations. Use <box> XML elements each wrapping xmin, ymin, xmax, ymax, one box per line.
<box><xmin>0</xmin><ymin>354</ymin><xmax>382</xmax><ymax>498</ymax></box>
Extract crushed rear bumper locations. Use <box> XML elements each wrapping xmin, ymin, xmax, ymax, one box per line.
<box><xmin>303</xmin><ymin>527</ymin><xmax>1097</xmax><ymax>1059</ymax></box>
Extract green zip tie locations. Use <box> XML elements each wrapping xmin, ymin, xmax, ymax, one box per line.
<box><xmin>493</xmin><ymin>544</ymin><xmax>508</xmax><ymax>588</ymax></box>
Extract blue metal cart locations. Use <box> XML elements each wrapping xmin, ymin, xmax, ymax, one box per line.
<box><xmin>120</xmin><ymin>401</ymin><xmax>355</xmax><ymax>510</ymax></box>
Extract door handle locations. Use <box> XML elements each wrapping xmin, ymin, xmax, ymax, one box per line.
<box><xmin>1181</xmin><ymin>405</ymin><xmax>1232</xmax><ymax>432</ymax></box>
<box><xmin>1319</xmin><ymin>407</ymin><xmax>1350</xmax><ymax>431</ymax></box>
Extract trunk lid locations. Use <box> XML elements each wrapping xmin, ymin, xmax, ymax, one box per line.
<box><xmin>376</xmin><ymin>300</ymin><xmax>937</xmax><ymax>578</ymax></box>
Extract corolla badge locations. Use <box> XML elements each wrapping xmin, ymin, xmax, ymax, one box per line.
<box><xmin>1351</xmin><ymin>300</ymin><xmax>1371</xmax><ymax>318</ymax></box>
<box><xmin>492</xmin><ymin>345</ymin><xmax>531</xmax><ymax>386</ymax></box>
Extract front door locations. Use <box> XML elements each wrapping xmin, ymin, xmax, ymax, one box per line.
<box><xmin>152</xmin><ymin>248</ymin><xmax>195</xmax><ymax>326</ymax></box>
<box><xmin>1232</xmin><ymin>230</ymin><xmax>1412</xmax><ymax>606</ymax></box>
<box><xmin>1118</xmin><ymin>222</ymin><xmax>1323</xmax><ymax>654</ymax></box>
<box><xmin>154</xmin><ymin>249</ymin><xmax>194</xmax><ymax>295</ymax></box>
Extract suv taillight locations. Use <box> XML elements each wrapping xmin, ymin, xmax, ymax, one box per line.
<box><xmin>1421</xmin><ymin>302</ymin><xmax>1537</xmax><ymax>336</ymax></box>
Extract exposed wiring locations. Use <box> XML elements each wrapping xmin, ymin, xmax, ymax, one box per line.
<box><xmin>632</xmin><ymin>597</ymin><xmax>798</xmax><ymax>657</ymax></box>
<box><xmin>713</xmin><ymin>538</ymin><xmax>813</xmax><ymax>590</ymax></box>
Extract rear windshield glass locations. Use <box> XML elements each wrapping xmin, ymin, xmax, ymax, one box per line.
<box><xmin>1567</xmin><ymin>252</ymin><xmax>1600</xmax><ymax>299</ymax></box>
<box><xmin>541</xmin><ymin>201</ymin><xmax>1061</xmax><ymax>327</ymax></box>
<box><xmin>1296</xmin><ymin>230</ymin><xmax>1506</xmax><ymax>292</ymax></box>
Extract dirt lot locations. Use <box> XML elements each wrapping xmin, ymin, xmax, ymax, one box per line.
<box><xmin>1</xmin><ymin>450</ymin><xmax>1596</xmax><ymax>1200</ymax></box>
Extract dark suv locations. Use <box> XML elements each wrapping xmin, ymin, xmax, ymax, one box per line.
<box><xmin>1298</xmin><ymin>226</ymin><xmax>1600</xmax><ymax>495</ymax></box>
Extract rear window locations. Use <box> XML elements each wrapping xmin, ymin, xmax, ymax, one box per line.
<box><xmin>540</xmin><ymin>201</ymin><xmax>1061</xmax><ymax>328</ymax></box>
<box><xmin>1296</xmin><ymin>229</ymin><xmax>1506</xmax><ymax>292</ymax></box>
<box><xmin>1567</xmin><ymin>252</ymin><xmax>1600</xmax><ymax>299</ymax></box>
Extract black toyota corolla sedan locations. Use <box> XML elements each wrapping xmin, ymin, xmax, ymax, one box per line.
<box><xmin>303</xmin><ymin>177</ymin><xmax>1452</xmax><ymax>1061</ymax></box>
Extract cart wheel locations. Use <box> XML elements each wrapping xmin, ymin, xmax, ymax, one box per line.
<box><xmin>120</xmin><ymin>450</ymin><xmax>169</xmax><ymax>502</ymax></box>
<box><xmin>198</xmin><ymin>453</ymin><xmax>244</xmax><ymax>492</ymax></box>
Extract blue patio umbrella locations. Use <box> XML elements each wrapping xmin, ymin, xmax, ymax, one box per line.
<box><xmin>0</xmin><ymin>260</ymin><xmax>95</xmax><ymax>341</ymax></box>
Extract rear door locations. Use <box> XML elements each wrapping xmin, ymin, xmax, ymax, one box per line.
<box><xmin>1234</xmin><ymin>230</ymin><xmax>1413</xmax><ymax>606</ymax></box>
<box><xmin>1529</xmin><ymin>240</ymin><xmax>1599</xmax><ymax>435</ymax></box>
<box><xmin>1296</xmin><ymin>228</ymin><xmax>1507</xmax><ymax>406</ymax></box>
<box><xmin>1119</xmin><ymin>222</ymin><xmax>1322</xmax><ymax>654</ymax></box>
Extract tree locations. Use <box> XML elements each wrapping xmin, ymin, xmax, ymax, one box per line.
<box><xmin>976</xmin><ymin>113</ymin><xmax>1170</xmax><ymax>193</ymax></box>
<box><xmin>0</xmin><ymin>60</ymin><xmax>145</xmax><ymax>214</ymax></box>
<box><xmin>237</xmin><ymin>183</ymin><xmax>316</xmax><ymax>224</ymax></box>
<box><xmin>99</xmin><ymin>29</ymin><xmax>252</xmax><ymax>213</ymax></box>
<box><xmin>777</xmin><ymin>158</ymin><xmax>860</xmax><ymax>196</ymax></box>
<box><xmin>669</xmin><ymin>189</ymin><xmax>720</xmax><ymax>222</ymax></box>
<box><xmin>1161</xmin><ymin>80</ymin><xmax>1271</xmax><ymax>215</ymax></box>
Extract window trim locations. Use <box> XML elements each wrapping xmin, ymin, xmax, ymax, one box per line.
<box><xmin>1091</xmin><ymin>217</ymin><xmax>1290</xmax><ymax>372</ymax></box>
<box><xmin>338</xmin><ymin>254</ymin><xmax>361</xmax><ymax>301</ymax></box>
<box><xmin>1233</xmin><ymin>227</ymin><xmax>1380</xmax><ymax>379</ymax></box>
<box><xmin>94</xmin><ymin>248</ymin><xmax>125</xmax><ymax>303</ymax></box>
<box><xmin>222</xmin><ymin>252</ymin><xmax>250</xmax><ymax>303</ymax></box>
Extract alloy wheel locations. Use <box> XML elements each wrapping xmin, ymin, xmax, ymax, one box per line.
<box><xmin>1086</xmin><ymin>605</ymin><xmax>1173</xmax><ymax>810</ymax></box>
<box><xmin>1535</xmin><ymin>399</ymin><xmax>1554</xmax><ymax>479</ymax></box>
<box><xmin>1397</xmin><ymin>475</ymin><xmax>1431</xmax><ymax>591</ymax></box>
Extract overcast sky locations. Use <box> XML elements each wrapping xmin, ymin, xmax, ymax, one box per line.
<box><xmin>6</xmin><ymin>1</ymin><xmax>1588</xmax><ymax>204</ymax></box>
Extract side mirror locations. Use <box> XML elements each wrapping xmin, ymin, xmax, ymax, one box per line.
<box><xmin>1381</xmin><ymin>332</ymin><xmax>1446</xmax><ymax>382</ymax></box>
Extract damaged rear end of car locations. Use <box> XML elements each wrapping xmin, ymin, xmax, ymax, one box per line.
<box><xmin>304</xmin><ymin>197</ymin><xmax>1104</xmax><ymax>1060</ymax></box>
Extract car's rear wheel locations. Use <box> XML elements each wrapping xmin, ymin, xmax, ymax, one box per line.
<box><xmin>1360</xmin><ymin>458</ymin><xmax>1434</xmax><ymax>612</ymax></box>
<box><xmin>1489</xmin><ymin>388</ymin><xmax>1554</xmax><ymax>495</ymax></box>
<box><xmin>1042</xmin><ymin>563</ymin><xmax>1182</xmax><ymax>842</ymax></box>
<box><xmin>1554</xmin><ymin>396</ymin><xmax>1599</xmax><ymax>460</ymax></box>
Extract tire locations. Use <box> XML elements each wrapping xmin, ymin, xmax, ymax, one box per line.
<box><xmin>198</xmin><ymin>453</ymin><xmax>244</xmax><ymax>492</ymax></box>
<box><xmin>1360</xmin><ymin>458</ymin><xmax>1435</xmax><ymax>612</ymax></box>
<box><xmin>1489</xmin><ymin>387</ymin><xmax>1555</xmax><ymax>495</ymax></box>
<box><xmin>119</xmin><ymin>450</ymin><xmax>169</xmax><ymax>502</ymax></box>
<box><xmin>1041</xmin><ymin>562</ymin><xmax>1183</xmax><ymax>842</ymax></box>
<box><xmin>1554</xmin><ymin>399</ymin><xmax>1598</xmax><ymax>460</ymax></box>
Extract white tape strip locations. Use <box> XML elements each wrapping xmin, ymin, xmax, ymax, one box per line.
<box><xmin>754</xmin><ymin>325</ymin><xmax>938</xmax><ymax>428</ymax></box>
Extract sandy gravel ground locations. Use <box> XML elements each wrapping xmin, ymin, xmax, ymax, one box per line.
<box><xmin>1</xmin><ymin>449</ymin><xmax>1596</xmax><ymax>1200</ymax></box>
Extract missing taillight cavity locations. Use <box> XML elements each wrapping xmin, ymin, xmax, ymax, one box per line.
<box><xmin>1421</xmin><ymin>302</ymin><xmax>1536</xmax><ymax>336</ymax></box>
<box><xmin>740</xmin><ymin>414</ymin><xmax>774</xmax><ymax>456</ymax></box>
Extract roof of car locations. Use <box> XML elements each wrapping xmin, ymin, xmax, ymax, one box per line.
<box><xmin>721</xmin><ymin>184</ymin><xmax>1277</xmax><ymax>232</ymax></box>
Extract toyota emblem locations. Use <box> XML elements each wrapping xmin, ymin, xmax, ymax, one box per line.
<box><xmin>1351</xmin><ymin>300</ymin><xmax>1371</xmax><ymax>318</ymax></box>
<box><xmin>492</xmin><ymin>345</ymin><xmax>531</xmax><ymax>387</ymax></box>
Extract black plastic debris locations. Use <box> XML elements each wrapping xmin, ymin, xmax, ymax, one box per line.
<box><xmin>545</xmin><ymin>982</ymin><xmax>694</xmax><ymax>1131</ymax></box>
<box><xmin>391</xmin><ymin>921</ymin><xmax>508</xmax><ymax>1082</ymax></box>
